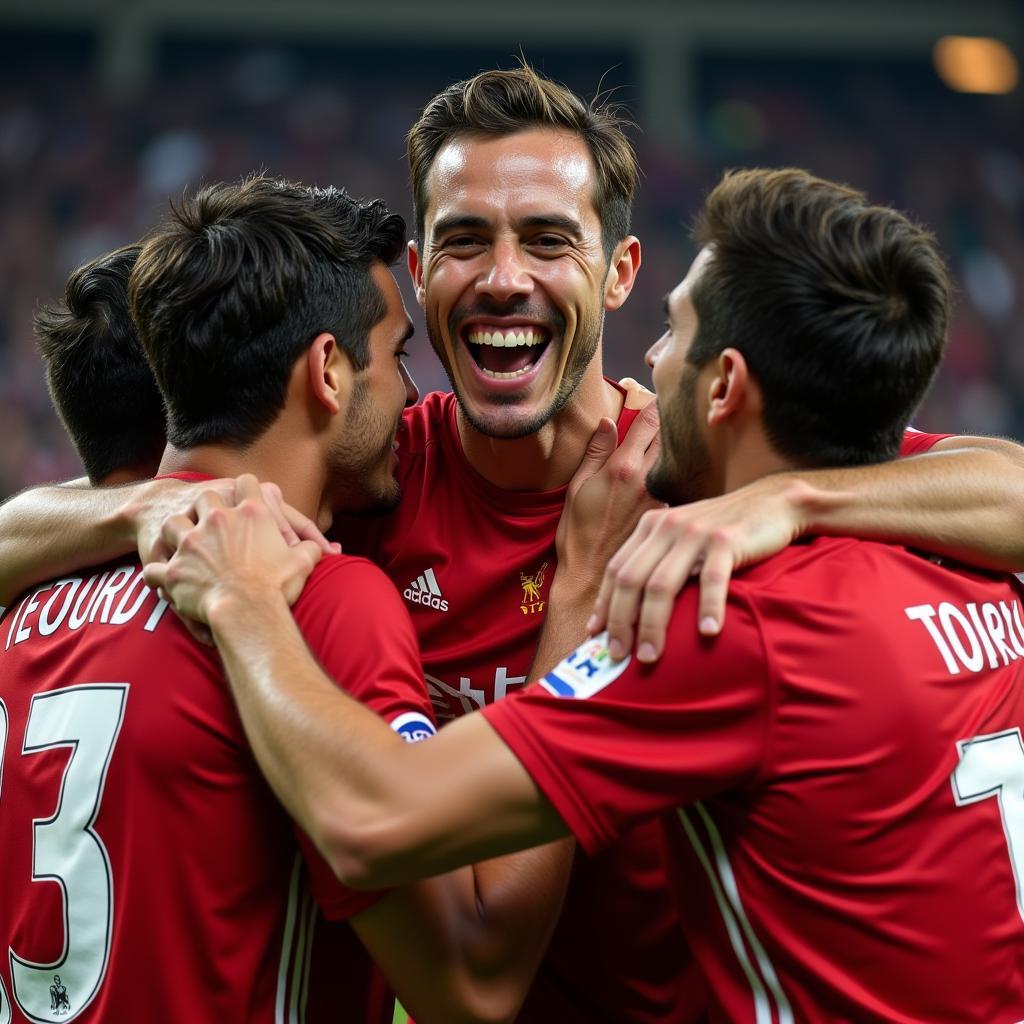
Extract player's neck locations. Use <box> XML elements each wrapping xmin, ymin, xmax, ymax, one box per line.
<box><xmin>457</xmin><ymin>370</ymin><xmax>624</xmax><ymax>492</ymax></box>
<box><xmin>719</xmin><ymin>428</ymin><xmax>796</xmax><ymax>496</ymax></box>
<box><xmin>157</xmin><ymin>432</ymin><xmax>327</xmax><ymax>522</ymax></box>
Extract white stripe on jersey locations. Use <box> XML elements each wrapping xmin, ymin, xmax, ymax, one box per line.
<box><xmin>289</xmin><ymin>886</ymin><xmax>315</xmax><ymax>1024</ymax></box>
<box><xmin>298</xmin><ymin>903</ymin><xmax>316</xmax><ymax>1024</ymax></box>
<box><xmin>423</xmin><ymin>568</ymin><xmax>442</xmax><ymax>596</ymax></box>
<box><xmin>277</xmin><ymin>855</ymin><xmax>303</xmax><ymax>1024</ymax></box>
<box><xmin>678</xmin><ymin>804</ymin><xmax>793</xmax><ymax>1023</ymax></box>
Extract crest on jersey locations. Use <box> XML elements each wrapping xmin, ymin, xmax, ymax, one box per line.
<box><xmin>519</xmin><ymin>562</ymin><xmax>548</xmax><ymax>615</ymax></box>
<box><xmin>50</xmin><ymin>975</ymin><xmax>70</xmax><ymax>1015</ymax></box>
<box><xmin>540</xmin><ymin>632</ymin><xmax>632</xmax><ymax>699</ymax></box>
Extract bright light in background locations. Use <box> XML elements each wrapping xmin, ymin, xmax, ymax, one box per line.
<box><xmin>933</xmin><ymin>36</ymin><xmax>1019</xmax><ymax>94</ymax></box>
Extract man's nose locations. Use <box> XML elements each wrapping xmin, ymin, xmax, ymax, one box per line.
<box><xmin>475</xmin><ymin>240</ymin><xmax>533</xmax><ymax>302</ymax></box>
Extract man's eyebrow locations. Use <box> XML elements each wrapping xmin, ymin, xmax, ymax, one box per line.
<box><xmin>430</xmin><ymin>215</ymin><xmax>489</xmax><ymax>240</ymax></box>
<box><xmin>662</xmin><ymin>294</ymin><xmax>671</xmax><ymax>322</ymax></box>
<box><xmin>516</xmin><ymin>214</ymin><xmax>583</xmax><ymax>236</ymax></box>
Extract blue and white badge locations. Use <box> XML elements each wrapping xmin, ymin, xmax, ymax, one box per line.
<box><xmin>390</xmin><ymin>711</ymin><xmax>437</xmax><ymax>743</ymax></box>
<box><xmin>540</xmin><ymin>632</ymin><xmax>632</xmax><ymax>700</ymax></box>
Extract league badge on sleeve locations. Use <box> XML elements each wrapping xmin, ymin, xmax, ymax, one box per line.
<box><xmin>540</xmin><ymin>632</ymin><xmax>632</xmax><ymax>699</ymax></box>
<box><xmin>390</xmin><ymin>712</ymin><xmax>437</xmax><ymax>743</ymax></box>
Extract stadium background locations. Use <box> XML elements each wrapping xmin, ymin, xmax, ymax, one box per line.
<box><xmin>0</xmin><ymin>0</ymin><xmax>1021</xmax><ymax>503</ymax></box>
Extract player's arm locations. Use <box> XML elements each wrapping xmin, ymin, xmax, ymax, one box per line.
<box><xmin>593</xmin><ymin>433</ymin><xmax>1024</xmax><ymax>661</ymax></box>
<box><xmin>213</xmin><ymin>593</ymin><xmax>569</xmax><ymax>1022</ymax></box>
<box><xmin>196</xmin><ymin>585</ymin><xmax>566</xmax><ymax>877</ymax></box>
<box><xmin>220</xmin><ymin>601</ymin><xmax>568</xmax><ymax>1024</ymax></box>
<box><xmin>0</xmin><ymin>478</ymin><xmax>158</xmax><ymax>605</ymax></box>
<box><xmin>0</xmin><ymin>476</ymin><xmax>329</xmax><ymax>606</ymax></box>
<box><xmin>353</xmin><ymin>800</ymin><xmax>570</xmax><ymax>1023</ymax></box>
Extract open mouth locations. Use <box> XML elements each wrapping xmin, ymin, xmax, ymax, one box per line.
<box><xmin>464</xmin><ymin>326</ymin><xmax>551</xmax><ymax>380</ymax></box>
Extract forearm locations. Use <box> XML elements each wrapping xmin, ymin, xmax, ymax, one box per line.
<box><xmin>370</xmin><ymin>843</ymin><xmax>573</xmax><ymax>1024</ymax></box>
<box><xmin>210</xmin><ymin>593</ymin><xmax>566</xmax><ymax>887</ymax></box>
<box><xmin>793</xmin><ymin>441</ymin><xmax>1024</xmax><ymax>569</ymax></box>
<box><xmin>0</xmin><ymin>480</ymin><xmax>139</xmax><ymax>605</ymax></box>
<box><xmin>207</xmin><ymin>592</ymin><xmax>399</xmax><ymax>847</ymax></box>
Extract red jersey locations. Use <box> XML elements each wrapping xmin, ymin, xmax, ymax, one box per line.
<box><xmin>486</xmin><ymin>536</ymin><xmax>1024</xmax><ymax>1022</ymax></box>
<box><xmin>900</xmin><ymin>427</ymin><xmax>953</xmax><ymax>455</ymax></box>
<box><xmin>338</xmin><ymin>388</ymin><xmax>698</xmax><ymax>1023</ymax></box>
<box><xmin>0</xmin><ymin>548</ymin><xmax>435</xmax><ymax>1024</ymax></box>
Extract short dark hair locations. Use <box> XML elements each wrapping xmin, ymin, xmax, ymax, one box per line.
<box><xmin>129</xmin><ymin>176</ymin><xmax>405</xmax><ymax>450</ymax></box>
<box><xmin>407</xmin><ymin>64</ymin><xmax>638</xmax><ymax>258</ymax></box>
<box><xmin>34</xmin><ymin>244</ymin><xmax>166</xmax><ymax>483</ymax></box>
<box><xmin>688</xmin><ymin>168</ymin><xmax>950</xmax><ymax>466</ymax></box>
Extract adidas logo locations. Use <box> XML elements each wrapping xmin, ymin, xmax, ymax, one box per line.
<box><xmin>403</xmin><ymin>568</ymin><xmax>449</xmax><ymax>612</ymax></box>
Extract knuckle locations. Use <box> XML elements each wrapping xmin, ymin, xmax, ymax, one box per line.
<box><xmin>638</xmin><ymin>509</ymin><xmax>658</xmax><ymax>530</ymax></box>
<box><xmin>179</xmin><ymin>531</ymin><xmax>201</xmax><ymax>553</ymax></box>
<box><xmin>614</xmin><ymin>568</ymin><xmax>642</xmax><ymax>592</ymax></box>
<box><xmin>613</xmin><ymin>463</ymin><xmax>638</xmax><ymax>486</ymax></box>
<box><xmin>644</xmin><ymin>577</ymin><xmax>673</xmax><ymax>599</ymax></box>
<box><xmin>700</xmin><ymin>569</ymin><xmax>729</xmax><ymax>587</ymax></box>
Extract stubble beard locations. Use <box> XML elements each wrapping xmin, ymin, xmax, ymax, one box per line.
<box><xmin>646</xmin><ymin>364</ymin><xmax>713</xmax><ymax>507</ymax></box>
<box><xmin>326</xmin><ymin>381</ymin><xmax>402</xmax><ymax>515</ymax></box>
<box><xmin>426</xmin><ymin>305</ymin><xmax>603</xmax><ymax>441</ymax></box>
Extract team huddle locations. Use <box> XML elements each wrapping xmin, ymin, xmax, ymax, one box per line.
<box><xmin>1</xmin><ymin>64</ymin><xmax>1023</xmax><ymax>1023</ymax></box>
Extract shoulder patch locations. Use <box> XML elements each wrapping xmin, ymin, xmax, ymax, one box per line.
<box><xmin>540</xmin><ymin>632</ymin><xmax>632</xmax><ymax>699</ymax></box>
<box><xmin>390</xmin><ymin>711</ymin><xmax>437</xmax><ymax>743</ymax></box>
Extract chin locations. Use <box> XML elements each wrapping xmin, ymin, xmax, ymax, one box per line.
<box><xmin>455</xmin><ymin>383</ymin><xmax>571</xmax><ymax>441</ymax></box>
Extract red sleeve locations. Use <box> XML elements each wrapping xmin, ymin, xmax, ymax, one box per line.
<box><xmin>291</xmin><ymin>556</ymin><xmax>436</xmax><ymax>920</ymax></box>
<box><xmin>899</xmin><ymin>428</ymin><xmax>954</xmax><ymax>456</ymax></box>
<box><xmin>483</xmin><ymin>587</ymin><xmax>771</xmax><ymax>855</ymax></box>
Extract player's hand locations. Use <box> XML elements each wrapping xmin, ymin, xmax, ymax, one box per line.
<box><xmin>133</xmin><ymin>477</ymin><xmax>337</xmax><ymax>567</ymax></box>
<box><xmin>554</xmin><ymin>403</ymin><xmax>664</xmax><ymax>604</ymax></box>
<box><xmin>590</xmin><ymin>473</ymin><xmax>810</xmax><ymax>661</ymax></box>
<box><xmin>143</xmin><ymin>475</ymin><xmax>328</xmax><ymax>626</ymax></box>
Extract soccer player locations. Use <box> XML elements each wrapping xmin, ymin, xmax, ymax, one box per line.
<box><xmin>33</xmin><ymin>243</ymin><xmax>165</xmax><ymax>485</ymax></box>
<box><xmin>150</xmin><ymin>168</ymin><xmax>1024</xmax><ymax>1023</ymax></box>
<box><xmin>0</xmin><ymin>177</ymin><xmax>573</xmax><ymax>1024</ymax></box>
<box><xmin>4</xmin><ymin>65</ymin><xmax>1024</xmax><ymax>1023</ymax></box>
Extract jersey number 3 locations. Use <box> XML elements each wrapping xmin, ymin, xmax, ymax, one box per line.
<box><xmin>0</xmin><ymin>684</ymin><xmax>128</xmax><ymax>1023</ymax></box>
<box><xmin>952</xmin><ymin>727</ymin><xmax>1024</xmax><ymax>924</ymax></box>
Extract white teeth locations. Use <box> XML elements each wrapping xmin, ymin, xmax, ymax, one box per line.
<box><xmin>467</xmin><ymin>328</ymin><xmax>546</xmax><ymax>347</ymax></box>
<box><xmin>480</xmin><ymin>365</ymin><xmax>533</xmax><ymax>380</ymax></box>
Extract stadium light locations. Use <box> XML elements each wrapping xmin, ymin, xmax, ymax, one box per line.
<box><xmin>933</xmin><ymin>36</ymin><xmax>1019</xmax><ymax>94</ymax></box>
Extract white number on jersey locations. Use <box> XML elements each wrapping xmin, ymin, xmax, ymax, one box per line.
<box><xmin>0</xmin><ymin>684</ymin><xmax>128</xmax><ymax>1021</ymax></box>
<box><xmin>951</xmin><ymin>727</ymin><xmax>1024</xmax><ymax>923</ymax></box>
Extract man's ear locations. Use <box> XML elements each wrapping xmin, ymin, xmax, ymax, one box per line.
<box><xmin>408</xmin><ymin>240</ymin><xmax>426</xmax><ymax>307</ymax></box>
<box><xmin>307</xmin><ymin>332</ymin><xmax>352</xmax><ymax>416</ymax></box>
<box><xmin>706</xmin><ymin>348</ymin><xmax>753</xmax><ymax>427</ymax></box>
<box><xmin>603</xmin><ymin>236</ymin><xmax>642</xmax><ymax>311</ymax></box>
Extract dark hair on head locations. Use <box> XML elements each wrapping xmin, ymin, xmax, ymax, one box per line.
<box><xmin>34</xmin><ymin>244</ymin><xmax>166</xmax><ymax>483</ymax></box>
<box><xmin>407</xmin><ymin>63</ymin><xmax>638</xmax><ymax>258</ymax></box>
<box><xmin>129</xmin><ymin>175</ymin><xmax>405</xmax><ymax>450</ymax></box>
<box><xmin>687</xmin><ymin>168</ymin><xmax>950</xmax><ymax>467</ymax></box>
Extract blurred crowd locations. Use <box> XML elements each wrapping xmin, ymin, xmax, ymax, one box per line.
<box><xmin>2</xmin><ymin>37</ymin><xmax>1022</xmax><ymax>498</ymax></box>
